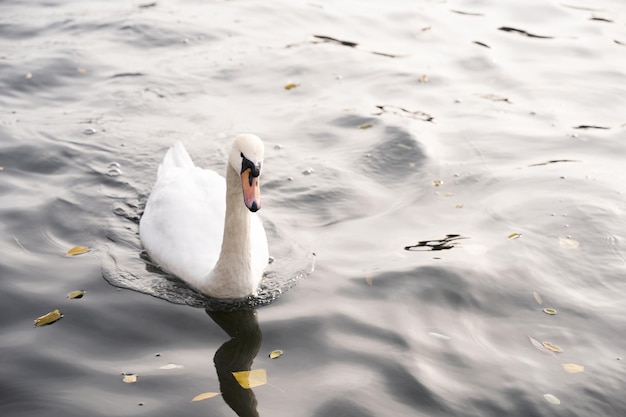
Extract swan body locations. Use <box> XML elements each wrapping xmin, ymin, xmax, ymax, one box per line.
<box><xmin>139</xmin><ymin>134</ymin><xmax>269</xmax><ymax>298</ymax></box>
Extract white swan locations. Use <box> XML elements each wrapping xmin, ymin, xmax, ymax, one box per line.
<box><xmin>139</xmin><ymin>134</ymin><xmax>269</xmax><ymax>299</ymax></box>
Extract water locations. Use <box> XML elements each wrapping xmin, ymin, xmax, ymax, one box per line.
<box><xmin>2</xmin><ymin>0</ymin><xmax>626</xmax><ymax>416</ymax></box>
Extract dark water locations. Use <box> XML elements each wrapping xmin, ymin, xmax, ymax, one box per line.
<box><xmin>2</xmin><ymin>1</ymin><xmax>626</xmax><ymax>416</ymax></box>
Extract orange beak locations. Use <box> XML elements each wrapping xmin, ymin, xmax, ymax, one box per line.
<box><xmin>241</xmin><ymin>168</ymin><xmax>261</xmax><ymax>212</ymax></box>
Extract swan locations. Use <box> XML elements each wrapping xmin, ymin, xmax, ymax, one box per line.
<box><xmin>139</xmin><ymin>134</ymin><xmax>269</xmax><ymax>299</ymax></box>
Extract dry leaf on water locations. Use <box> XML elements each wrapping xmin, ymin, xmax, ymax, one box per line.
<box><xmin>528</xmin><ymin>335</ymin><xmax>555</xmax><ymax>355</ymax></box>
<box><xmin>562</xmin><ymin>363</ymin><xmax>584</xmax><ymax>374</ymax></box>
<box><xmin>542</xmin><ymin>342</ymin><xmax>564</xmax><ymax>353</ymax></box>
<box><xmin>34</xmin><ymin>309</ymin><xmax>63</xmax><ymax>327</ymax></box>
<box><xmin>508</xmin><ymin>232</ymin><xmax>522</xmax><ymax>239</ymax></box>
<box><xmin>67</xmin><ymin>290</ymin><xmax>85</xmax><ymax>299</ymax></box>
<box><xmin>543</xmin><ymin>308</ymin><xmax>558</xmax><ymax>315</ymax></box>
<box><xmin>159</xmin><ymin>363</ymin><xmax>184</xmax><ymax>370</ymax></box>
<box><xmin>533</xmin><ymin>291</ymin><xmax>543</xmax><ymax>305</ymax></box>
<box><xmin>232</xmin><ymin>369</ymin><xmax>267</xmax><ymax>389</ymax></box>
<box><xmin>543</xmin><ymin>394</ymin><xmax>561</xmax><ymax>405</ymax></box>
<box><xmin>122</xmin><ymin>373</ymin><xmax>137</xmax><ymax>383</ymax></box>
<box><xmin>269</xmin><ymin>350</ymin><xmax>283</xmax><ymax>359</ymax></box>
<box><xmin>284</xmin><ymin>82</ymin><xmax>299</xmax><ymax>90</ymax></box>
<box><xmin>559</xmin><ymin>237</ymin><xmax>580</xmax><ymax>249</ymax></box>
<box><xmin>191</xmin><ymin>392</ymin><xmax>220</xmax><ymax>402</ymax></box>
<box><xmin>66</xmin><ymin>246</ymin><xmax>90</xmax><ymax>256</ymax></box>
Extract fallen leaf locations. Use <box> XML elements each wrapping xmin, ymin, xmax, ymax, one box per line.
<box><xmin>122</xmin><ymin>373</ymin><xmax>138</xmax><ymax>383</ymax></box>
<box><xmin>34</xmin><ymin>309</ymin><xmax>63</xmax><ymax>327</ymax></box>
<box><xmin>508</xmin><ymin>232</ymin><xmax>522</xmax><ymax>239</ymax></box>
<box><xmin>232</xmin><ymin>369</ymin><xmax>267</xmax><ymax>389</ymax></box>
<box><xmin>433</xmin><ymin>179</ymin><xmax>443</xmax><ymax>186</ymax></box>
<box><xmin>559</xmin><ymin>237</ymin><xmax>580</xmax><ymax>249</ymax></box>
<box><xmin>192</xmin><ymin>392</ymin><xmax>220</xmax><ymax>402</ymax></box>
<box><xmin>67</xmin><ymin>290</ymin><xmax>85</xmax><ymax>299</ymax></box>
<box><xmin>418</xmin><ymin>74</ymin><xmax>428</xmax><ymax>83</ymax></box>
<box><xmin>269</xmin><ymin>350</ymin><xmax>283</xmax><ymax>359</ymax></box>
<box><xmin>284</xmin><ymin>82</ymin><xmax>299</xmax><ymax>90</ymax></box>
<box><xmin>428</xmin><ymin>332</ymin><xmax>451</xmax><ymax>340</ymax></box>
<box><xmin>528</xmin><ymin>335</ymin><xmax>555</xmax><ymax>355</ymax></box>
<box><xmin>358</xmin><ymin>123</ymin><xmax>373</xmax><ymax>129</ymax></box>
<box><xmin>365</xmin><ymin>273</ymin><xmax>373</xmax><ymax>286</ymax></box>
<box><xmin>159</xmin><ymin>363</ymin><xmax>184</xmax><ymax>370</ymax></box>
<box><xmin>66</xmin><ymin>246</ymin><xmax>91</xmax><ymax>256</ymax></box>
<box><xmin>542</xmin><ymin>342</ymin><xmax>564</xmax><ymax>353</ymax></box>
<box><xmin>562</xmin><ymin>363</ymin><xmax>584</xmax><ymax>374</ymax></box>
<box><xmin>533</xmin><ymin>291</ymin><xmax>543</xmax><ymax>305</ymax></box>
<box><xmin>543</xmin><ymin>394</ymin><xmax>561</xmax><ymax>405</ymax></box>
<box><xmin>455</xmin><ymin>204</ymin><xmax>464</xmax><ymax>208</ymax></box>
<box><xmin>543</xmin><ymin>308</ymin><xmax>558</xmax><ymax>315</ymax></box>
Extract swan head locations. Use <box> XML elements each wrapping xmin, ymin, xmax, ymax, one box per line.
<box><xmin>229</xmin><ymin>134</ymin><xmax>264</xmax><ymax>212</ymax></box>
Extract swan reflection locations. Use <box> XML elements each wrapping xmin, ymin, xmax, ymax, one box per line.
<box><xmin>206</xmin><ymin>308</ymin><xmax>262</xmax><ymax>417</ymax></box>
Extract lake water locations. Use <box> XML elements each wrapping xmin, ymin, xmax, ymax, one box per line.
<box><xmin>1</xmin><ymin>0</ymin><xmax>626</xmax><ymax>416</ymax></box>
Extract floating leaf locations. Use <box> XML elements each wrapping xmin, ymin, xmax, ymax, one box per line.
<box><xmin>418</xmin><ymin>74</ymin><xmax>428</xmax><ymax>83</ymax></box>
<box><xmin>542</xmin><ymin>342</ymin><xmax>564</xmax><ymax>353</ymax></box>
<box><xmin>34</xmin><ymin>309</ymin><xmax>63</xmax><ymax>327</ymax></box>
<box><xmin>528</xmin><ymin>335</ymin><xmax>555</xmax><ymax>355</ymax></box>
<box><xmin>67</xmin><ymin>290</ymin><xmax>85</xmax><ymax>299</ymax></box>
<box><xmin>358</xmin><ymin>123</ymin><xmax>373</xmax><ymax>129</ymax></box>
<box><xmin>433</xmin><ymin>179</ymin><xmax>443</xmax><ymax>186</ymax></box>
<box><xmin>191</xmin><ymin>392</ymin><xmax>220</xmax><ymax>401</ymax></box>
<box><xmin>232</xmin><ymin>369</ymin><xmax>267</xmax><ymax>389</ymax></box>
<box><xmin>284</xmin><ymin>82</ymin><xmax>299</xmax><ymax>90</ymax></box>
<box><xmin>455</xmin><ymin>204</ymin><xmax>463</xmax><ymax>208</ymax></box>
<box><xmin>159</xmin><ymin>363</ymin><xmax>184</xmax><ymax>370</ymax></box>
<box><xmin>508</xmin><ymin>232</ymin><xmax>522</xmax><ymax>239</ymax></box>
<box><xmin>122</xmin><ymin>373</ymin><xmax>138</xmax><ymax>383</ymax></box>
<box><xmin>559</xmin><ymin>237</ymin><xmax>580</xmax><ymax>249</ymax></box>
<box><xmin>365</xmin><ymin>273</ymin><xmax>373</xmax><ymax>286</ymax></box>
<box><xmin>428</xmin><ymin>332</ymin><xmax>451</xmax><ymax>340</ymax></box>
<box><xmin>543</xmin><ymin>394</ymin><xmax>561</xmax><ymax>405</ymax></box>
<box><xmin>543</xmin><ymin>308</ymin><xmax>558</xmax><ymax>315</ymax></box>
<box><xmin>533</xmin><ymin>291</ymin><xmax>543</xmax><ymax>305</ymax></box>
<box><xmin>562</xmin><ymin>363</ymin><xmax>584</xmax><ymax>374</ymax></box>
<box><xmin>66</xmin><ymin>246</ymin><xmax>91</xmax><ymax>256</ymax></box>
<box><xmin>269</xmin><ymin>350</ymin><xmax>283</xmax><ymax>359</ymax></box>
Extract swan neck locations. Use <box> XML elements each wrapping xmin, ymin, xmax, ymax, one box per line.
<box><xmin>209</xmin><ymin>166</ymin><xmax>253</xmax><ymax>297</ymax></box>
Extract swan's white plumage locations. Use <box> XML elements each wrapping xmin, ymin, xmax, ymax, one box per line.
<box><xmin>139</xmin><ymin>136</ymin><xmax>269</xmax><ymax>298</ymax></box>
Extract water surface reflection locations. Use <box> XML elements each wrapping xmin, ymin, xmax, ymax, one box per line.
<box><xmin>207</xmin><ymin>308</ymin><xmax>262</xmax><ymax>417</ymax></box>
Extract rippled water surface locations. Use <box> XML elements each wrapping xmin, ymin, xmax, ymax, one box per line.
<box><xmin>2</xmin><ymin>1</ymin><xmax>626</xmax><ymax>416</ymax></box>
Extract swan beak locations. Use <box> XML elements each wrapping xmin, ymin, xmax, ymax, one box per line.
<box><xmin>241</xmin><ymin>168</ymin><xmax>261</xmax><ymax>212</ymax></box>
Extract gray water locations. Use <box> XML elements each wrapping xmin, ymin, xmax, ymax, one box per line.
<box><xmin>1</xmin><ymin>0</ymin><xmax>626</xmax><ymax>416</ymax></box>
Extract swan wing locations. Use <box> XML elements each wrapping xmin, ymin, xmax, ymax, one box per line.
<box><xmin>140</xmin><ymin>143</ymin><xmax>225</xmax><ymax>288</ymax></box>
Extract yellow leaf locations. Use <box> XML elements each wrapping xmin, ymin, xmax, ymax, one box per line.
<box><xmin>68</xmin><ymin>290</ymin><xmax>85</xmax><ymax>299</ymax></box>
<box><xmin>455</xmin><ymin>204</ymin><xmax>463</xmax><ymax>208</ymax></box>
<box><xmin>269</xmin><ymin>350</ymin><xmax>283</xmax><ymax>359</ymax></box>
<box><xmin>191</xmin><ymin>392</ymin><xmax>220</xmax><ymax>401</ymax></box>
<box><xmin>418</xmin><ymin>74</ymin><xmax>428</xmax><ymax>83</ymax></box>
<box><xmin>232</xmin><ymin>369</ymin><xmax>267</xmax><ymax>389</ymax></box>
<box><xmin>284</xmin><ymin>82</ymin><xmax>299</xmax><ymax>90</ymax></box>
<box><xmin>432</xmin><ymin>179</ymin><xmax>443</xmax><ymax>186</ymax></box>
<box><xmin>533</xmin><ymin>291</ymin><xmax>543</xmax><ymax>305</ymax></box>
<box><xmin>358</xmin><ymin>123</ymin><xmax>373</xmax><ymax>129</ymax></box>
<box><xmin>543</xmin><ymin>394</ymin><xmax>561</xmax><ymax>405</ymax></box>
<box><xmin>559</xmin><ymin>237</ymin><xmax>580</xmax><ymax>249</ymax></box>
<box><xmin>122</xmin><ymin>373</ymin><xmax>137</xmax><ymax>383</ymax></box>
<box><xmin>542</xmin><ymin>342</ymin><xmax>563</xmax><ymax>353</ymax></box>
<box><xmin>562</xmin><ymin>363</ymin><xmax>584</xmax><ymax>374</ymax></box>
<box><xmin>508</xmin><ymin>232</ymin><xmax>522</xmax><ymax>239</ymax></box>
<box><xmin>34</xmin><ymin>309</ymin><xmax>63</xmax><ymax>327</ymax></box>
<box><xmin>543</xmin><ymin>308</ymin><xmax>557</xmax><ymax>315</ymax></box>
<box><xmin>66</xmin><ymin>246</ymin><xmax>90</xmax><ymax>256</ymax></box>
